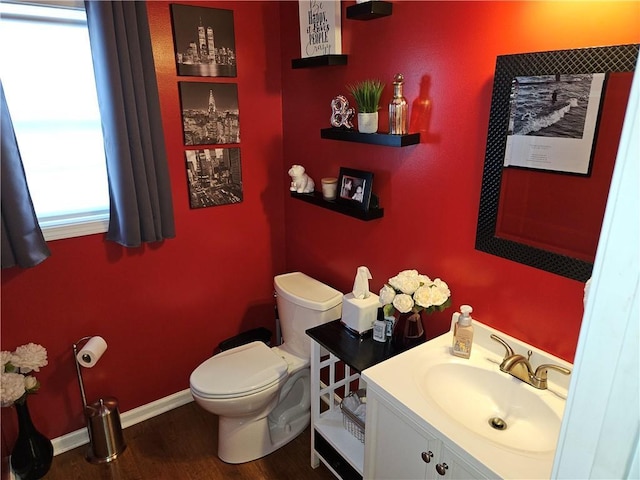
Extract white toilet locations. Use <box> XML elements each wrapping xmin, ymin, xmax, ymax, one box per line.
<box><xmin>189</xmin><ymin>272</ymin><xmax>343</xmax><ymax>464</ymax></box>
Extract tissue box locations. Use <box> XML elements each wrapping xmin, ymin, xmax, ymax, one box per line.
<box><xmin>341</xmin><ymin>292</ymin><xmax>380</xmax><ymax>335</ymax></box>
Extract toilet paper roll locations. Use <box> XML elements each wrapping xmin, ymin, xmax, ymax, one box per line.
<box><xmin>76</xmin><ymin>336</ymin><xmax>107</xmax><ymax>368</ymax></box>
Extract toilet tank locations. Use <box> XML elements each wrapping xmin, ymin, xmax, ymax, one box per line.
<box><xmin>274</xmin><ymin>272</ymin><xmax>343</xmax><ymax>358</ymax></box>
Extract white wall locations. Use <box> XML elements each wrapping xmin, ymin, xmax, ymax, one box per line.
<box><xmin>554</xmin><ymin>63</ymin><xmax>639</xmax><ymax>478</ymax></box>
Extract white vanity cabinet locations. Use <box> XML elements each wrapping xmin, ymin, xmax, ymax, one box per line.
<box><xmin>364</xmin><ymin>390</ymin><xmax>490</xmax><ymax>480</ymax></box>
<box><xmin>360</xmin><ymin>320</ymin><xmax>571</xmax><ymax>479</ymax></box>
<box><xmin>365</xmin><ymin>393</ymin><xmax>432</xmax><ymax>479</ymax></box>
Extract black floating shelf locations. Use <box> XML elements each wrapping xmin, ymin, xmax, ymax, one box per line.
<box><xmin>320</xmin><ymin>128</ymin><xmax>420</xmax><ymax>147</ymax></box>
<box><xmin>346</xmin><ymin>1</ymin><xmax>393</xmax><ymax>20</ymax></box>
<box><xmin>291</xmin><ymin>55</ymin><xmax>348</xmax><ymax>69</ymax></box>
<box><xmin>291</xmin><ymin>191</ymin><xmax>384</xmax><ymax>221</ymax></box>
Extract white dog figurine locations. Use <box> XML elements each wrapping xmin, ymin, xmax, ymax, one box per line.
<box><xmin>288</xmin><ymin>165</ymin><xmax>315</xmax><ymax>193</ymax></box>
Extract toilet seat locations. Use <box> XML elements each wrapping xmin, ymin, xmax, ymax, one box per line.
<box><xmin>190</xmin><ymin>341</ymin><xmax>288</xmax><ymax>400</ymax></box>
<box><xmin>271</xmin><ymin>345</ymin><xmax>309</xmax><ymax>373</ymax></box>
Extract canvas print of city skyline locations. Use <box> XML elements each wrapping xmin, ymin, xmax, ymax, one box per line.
<box><xmin>179</xmin><ymin>82</ymin><xmax>240</xmax><ymax>146</ymax></box>
<box><xmin>185</xmin><ymin>148</ymin><xmax>242</xmax><ymax>209</ymax></box>
<box><xmin>171</xmin><ymin>4</ymin><xmax>237</xmax><ymax>77</ymax></box>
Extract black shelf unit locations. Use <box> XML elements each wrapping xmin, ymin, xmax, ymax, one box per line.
<box><xmin>291</xmin><ymin>191</ymin><xmax>383</xmax><ymax>221</ymax></box>
<box><xmin>346</xmin><ymin>1</ymin><xmax>393</xmax><ymax>20</ymax></box>
<box><xmin>291</xmin><ymin>54</ymin><xmax>348</xmax><ymax>69</ymax></box>
<box><xmin>320</xmin><ymin>128</ymin><xmax>420</xmax><ymax>147</ymax></box>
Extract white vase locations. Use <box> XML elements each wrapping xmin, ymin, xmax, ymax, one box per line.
<box><xmin>357</xmin><ymin>112</ymin><xmax>378</xmax><ymax>134</ymax></box>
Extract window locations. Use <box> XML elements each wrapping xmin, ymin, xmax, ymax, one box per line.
<box><xmin>0</xmin><ymin>1</ymin><xmax>109</xmax><ymax>241</ymax></box>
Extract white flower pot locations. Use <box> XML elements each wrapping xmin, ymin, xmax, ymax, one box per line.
<box><xmin>357</xmin><ymin>112</ymin><xmax>378</xmax><ymax>134</ymax></box>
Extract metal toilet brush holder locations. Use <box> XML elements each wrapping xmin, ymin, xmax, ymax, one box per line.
<box><xmin>73</xmin><ymin>337</ymin><xmax>126</xmax><ymax>464</ymax></box>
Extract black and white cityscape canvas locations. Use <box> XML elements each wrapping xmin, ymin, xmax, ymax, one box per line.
<box><xmin>171</xmin><ymin>4</ymin><xmax>237</xmax><ymax>77</ymax></box>
<box><xmin>185</xmin><ymin>148</ymin><xmax>242</xmax><ymax>209</ymax></box>
<box><xmin>179</xmin><ymin>82</ymin><xmax>240</xmax><ymax>146</ymax></box>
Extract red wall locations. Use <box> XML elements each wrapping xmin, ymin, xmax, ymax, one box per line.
<box><xmin>1</xmin><ymin>1</ymin><xmax>285</xmax><ymax>448</ymax></box>
<box><xmin>1</xmin><ymin>0</ymin><xmax>638</xmax><ymax>451</ymax></box>
<box><xmin>279</xmin><ymin>2</ymin><xmax>639</xmax><ymax>358</ymax></box>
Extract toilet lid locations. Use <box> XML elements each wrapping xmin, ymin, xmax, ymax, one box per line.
<box><xmin>190</xmin><ymin>341</ymin><xmax>288</xmax><ymax>399</ymax></box>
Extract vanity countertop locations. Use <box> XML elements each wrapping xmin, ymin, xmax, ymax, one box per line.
<box><xmin>362</xmin><ymin>320</ymin><xmax>573</xmax><ymax>480</ymax></box>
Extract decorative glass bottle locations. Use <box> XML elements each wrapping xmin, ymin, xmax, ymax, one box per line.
<box><xmin>10</xmin><ymin>399</ymin><xmax>53</xmax><ymax>480</ymax></box>
<box><xmin>389</xmin><ymin>73</ymin><xmax>408</xmax><ymax>134</ymax></box>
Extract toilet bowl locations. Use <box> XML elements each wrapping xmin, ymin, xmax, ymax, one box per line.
<box><xmin>189</xmin><ymin>272</ymin><xmax>342</xmax><ymax>464</ymax></box>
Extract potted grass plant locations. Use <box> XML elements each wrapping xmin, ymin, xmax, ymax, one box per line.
<box><xmin>347</xmin><ymin>79</ymin><xmax>385</xmax><ymax>133</ymax></box>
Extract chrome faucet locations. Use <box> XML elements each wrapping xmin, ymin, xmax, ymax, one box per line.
<box><xmin>490</xmin><ymin>334</ymin><xmax>571</xmax><ymax>390</ymax></box>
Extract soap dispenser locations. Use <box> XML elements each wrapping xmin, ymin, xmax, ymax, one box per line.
<box><xmin>452</xmin><ymin>305</ymin><xmax>474</xmax><ymax>359</ymax></box>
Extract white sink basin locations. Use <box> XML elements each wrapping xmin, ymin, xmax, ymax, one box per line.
<box><xmin>363</xmin><ymin>320</ymin><xmax>573</xmax><ymax>479</ymax></box>
<box><xmin>416</xmin><ymin>362</ymin><xmax>562</xmax><ymax>453</ymax></box>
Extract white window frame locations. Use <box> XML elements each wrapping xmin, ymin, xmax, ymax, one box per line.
<box><xmin>39</xmin><ymin>212</ymin><xmax>109</xmax><ymax>242</ymax></box>
<box><xmin>0</xmin><ymin>0</ymin><xmax>109</xmax><ymax>241</ymax></box>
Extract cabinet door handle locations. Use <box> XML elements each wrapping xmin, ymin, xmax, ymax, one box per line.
<box><xmin>421</xmin><ymin>451</ymin><xmax>433</xmax><ymax>463</ymax></box>
<box><xmin>436</xmin><ymin>462</ymin><xmax>449</xmax><ymax>475</ymax></box>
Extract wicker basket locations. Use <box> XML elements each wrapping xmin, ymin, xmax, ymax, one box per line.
<box><xmin>340</xmin><ymin>389</ymin><xmax>366</xmax><ymax>443</ymax></box>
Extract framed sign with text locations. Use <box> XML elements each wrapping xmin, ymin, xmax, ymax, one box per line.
<box><xmin>298</xmin><ymin>0</ymin><xmax>342</xmax><ymax>58</ymax></box>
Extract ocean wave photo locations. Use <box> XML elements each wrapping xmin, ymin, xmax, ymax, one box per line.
<box><xmin>509</xmin><ymin>74</ymin><xmax>595</xmax><ymax>138</ymax></box>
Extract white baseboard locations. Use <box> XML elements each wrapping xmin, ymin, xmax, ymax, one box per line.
<box><xmin>52</xmin><ymin>389</ymin><xmax>193</xmax><ymax>456</ymax></box>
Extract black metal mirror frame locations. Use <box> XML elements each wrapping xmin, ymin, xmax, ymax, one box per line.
<box><xmin>476</xmin><ymin>44</ymin><xmax>639</xmax><ymax>282</ymax></box>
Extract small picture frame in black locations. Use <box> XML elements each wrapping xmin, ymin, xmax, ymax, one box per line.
<box><xmin>336</xmin><ymin>167</ymin><xmax>374</xmax><ymax>211</ymax></box>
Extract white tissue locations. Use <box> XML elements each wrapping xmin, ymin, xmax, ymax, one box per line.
<box><xmin>343</xmin><ymin>392</ymin><xmax>367</xmax><ymax>423</ymax></box>
<box><xmin>76</xmin><ymin>336</ymin><xmax>107</xmax><ymax>368</ymax></box>
<box><xmin>353</xmin><ymin>403</ymin><xmax>367</xmax><ymax>422</ymax></box>
<box><xmin>352</xmin><ymin>266</ymin><xmax>372</xmax><ymax>299</ymax></box>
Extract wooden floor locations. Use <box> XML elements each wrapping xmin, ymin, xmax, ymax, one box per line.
<box><xmin>44</xmin><ymin>402</ymin><xmax>337</xmax><ymax>480</ymax></box>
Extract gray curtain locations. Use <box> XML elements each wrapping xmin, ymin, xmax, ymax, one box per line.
<box><xmin>1</xmin><ymin>81</ymin><xmax>50</xmax><ymax>269</ymax></box>
<box><xmin>85</xmin><ymin>0</ymin><xmax>175</xmax><ymax>247</ymax></box>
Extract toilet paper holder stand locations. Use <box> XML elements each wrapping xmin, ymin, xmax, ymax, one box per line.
<box><xmin>72</xmin><ymin>336</ymin><xmax>126</xmax><ymax>464</ymax></box>
<box><xmin>73</xmin><ymin>336</ymin><xmax>94</xmax><ymax>408</ymax></box>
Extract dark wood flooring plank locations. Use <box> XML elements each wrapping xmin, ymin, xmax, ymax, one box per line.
<box><xmin>45</xmin><ymin>402</ymin><xmax>336</xmax><ymax>480</ymax></box>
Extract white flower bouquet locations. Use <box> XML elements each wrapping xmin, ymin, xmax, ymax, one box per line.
<box><xmin>379</xmin><ymin>269</ymin><xmax>451</xmax><ymax>317</ymax></box>
<box><xmin>1</xmin><ymin>343</ymin><xmax>48</xmax><ymax>407</ymax></box>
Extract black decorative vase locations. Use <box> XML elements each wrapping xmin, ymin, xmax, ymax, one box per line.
<box><xmin>392</xmin><ymin>311</ymin><xmax>426</xmax><ymax>350</ymax></box>
<box><xmin>10</xmin><ymin>399</ymin><xmax>53</xmax><ymax>480</ymax></box>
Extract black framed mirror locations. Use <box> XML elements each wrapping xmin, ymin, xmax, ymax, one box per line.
<box><xmin>476</xmin><ymin>44</ymin><xmax>639</xmax><ymax>282</ymax></box>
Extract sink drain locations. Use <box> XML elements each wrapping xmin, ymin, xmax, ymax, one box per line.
<box><xmin>489</xmin><ymin>417</ymin><xmax>508</xmax><ymax>431</ymax></box>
